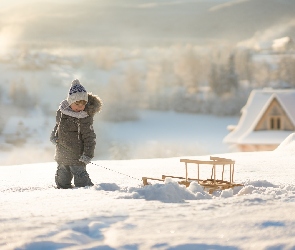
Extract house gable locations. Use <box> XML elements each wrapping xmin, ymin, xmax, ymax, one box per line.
<box><xmin>223</xmin><ymin>88</ymin><xmax>295</xmax><ymax>148</ymax></box>
<box><xmin>255</xmin><ymin>97</ymin><xmax>295</xmax><ymax>131</ymax></box>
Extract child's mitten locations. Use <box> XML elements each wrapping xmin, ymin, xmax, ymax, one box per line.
<box><xmin>50</xmin><ymin>135</ymin><xmax>58</xmax><ymax>145</ymax></box>
<box><xmin>79</xmin><ymin>154</ymin><xmax>92</xmax><ymax>164</ymax></box>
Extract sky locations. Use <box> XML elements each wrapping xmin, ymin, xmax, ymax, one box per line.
<box><xmin>3</xmin><ymin>0</ymin><xmax>294</xmax><ymax>48</ymax></box>
<box><xmin>0</xmin><ymin>0</ymin><xmax>82</xmax><ymax>8</ymax></box>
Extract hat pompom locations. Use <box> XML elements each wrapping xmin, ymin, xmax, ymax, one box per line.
<box><xmin>71</xmin><ymin>79</ymin><xmax>80</xmax><ymax>86</ymax></box>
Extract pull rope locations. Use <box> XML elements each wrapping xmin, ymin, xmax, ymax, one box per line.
<box><xmin>56</xmin><ymin>141</ymin><xmax>142</xmax><ymax>182</ymax></box>
<box><xmin>89</xmin><ymin>161</ymin><xmax>142</xmax><ymax>182</ymax></box>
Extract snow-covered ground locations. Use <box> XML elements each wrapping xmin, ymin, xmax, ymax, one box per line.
<box><xmin>1</xmin><ymin>133</ymin><xmax>295</xmax><ymax>250</ymax></box>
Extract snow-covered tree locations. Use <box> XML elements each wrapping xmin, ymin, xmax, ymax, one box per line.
<box><xmin>209</xmin><ymin>51</ymin><xmax>239</xmax><ymax>96</ymax></box>
<box><xmin>9</xmin><ymin>80</ymin><xmax>37</xmax><ymax>109</ymax></box>
<box><xmin>174</xmin><ymin>45</ymin><xmax>203</xmax><ymax>93</ymax></box>
<box><xmin>277</xmin><ymin>57</ymin><xmax>295</xmax><ymax>87</ymax></box>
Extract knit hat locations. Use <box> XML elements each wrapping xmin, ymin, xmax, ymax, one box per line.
<box><xmin>67</xmin><ymin>79</ymin><xmax>88</xmax><ymax>106</ymax></box>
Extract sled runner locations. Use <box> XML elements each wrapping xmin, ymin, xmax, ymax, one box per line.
<box><xmin>142</xmin><ymin>156</ymin><xmax>243</xmax><ymax>194</ymax></box>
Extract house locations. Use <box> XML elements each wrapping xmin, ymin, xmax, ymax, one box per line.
<box><xmin>272</xmin><ymin>37</ymin><xmax>295</xmax><ymax>53</ymax></box>
<box><xmin>223</xmin><ymin>88</ymin><xmax>295</xmax><ymax>152</ymax></box>
<box><xmin>255</xmin><ymin>36</ymin><xmax>295</xmax><ymax>53</ymax></box>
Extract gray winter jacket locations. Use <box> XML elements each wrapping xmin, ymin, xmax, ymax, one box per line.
<box><xmin>50</xmin><ymin>94</ymin><xmax>102</xmax><ymax>166</ymax></box>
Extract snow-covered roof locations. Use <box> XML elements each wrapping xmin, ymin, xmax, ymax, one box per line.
<box><xmin>256</xmin><ymin>37</ymin><xmax>294</xmax><ymax>52</ymax></box>
<box><xmin>272</xmin><ymin>37</ymin><xmax>293</xmax><ymax>51</ymax></box>
<box><xmin>224</xmin><ymin>88</ymin><xmax>295</xmax><ymax>145</ymax></box>
<box><xmin>238</xmin><ymin>130</ymin><xmax>293</xmax><ymax>145</ymax></box>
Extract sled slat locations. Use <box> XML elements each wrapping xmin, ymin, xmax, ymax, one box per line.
<box><xmin>162</xmin><ymin>175</ymin><xmax>200</xmax><ymax>181</ymax></box>
<box><xmin>180</xmin><ymin>159</ymin><xmax>235</xmax><ymax>165</ymax></box>
<box><xmin>142</xmin><ymin>156</ymin><xmax>243</xmax><ymax>194</ymax></box>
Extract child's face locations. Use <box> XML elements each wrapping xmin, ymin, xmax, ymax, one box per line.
<box><xmin>70</xmin><ymin>100</ymin><xmax>87</xmax><ymax>112</ymax></box>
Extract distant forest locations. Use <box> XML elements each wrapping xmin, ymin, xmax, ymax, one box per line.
<box><xmin>5</xmin><ymin>44</ymin><xmax>295</xmax><ymax>121</ymax></box>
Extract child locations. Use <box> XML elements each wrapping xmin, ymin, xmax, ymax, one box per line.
<box><xmin>50</xmin><ymin>79</ymin><xmax>102</xmax><ymax>188</ymax></box>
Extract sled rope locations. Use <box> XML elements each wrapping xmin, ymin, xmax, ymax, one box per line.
<box><xmin>89</xmin><ymin>161</ymin><xmax>142</xmax><ymax>181</ymax></box>
<box><xmin>57</xmin><ymin>142</ymin><xmax>141</xmax><ymax>182</ymax></box>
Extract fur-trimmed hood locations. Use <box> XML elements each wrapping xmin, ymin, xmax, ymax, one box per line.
<box><xmin>85</xmin><ymin>93</ymin><xmax>102</xmax><ymax>117</ymax></box>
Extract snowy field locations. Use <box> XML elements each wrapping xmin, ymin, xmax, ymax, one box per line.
<box><xmin>0</xmin><ymin>111</ymin><xmax>239</xmax><ymax>165</ymax></box>
<box><xmin>100</xmin><ymin>111</ymin><xmax>239</xmax><ymax>159</ymax></box>
<box><xmin>1</xmin><ymin>133</ymin><xmax>295</xmax><ymax>250</ymax></box>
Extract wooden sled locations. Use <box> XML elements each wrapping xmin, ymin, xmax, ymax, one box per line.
<box><xmin>142</xmin><ymin>156</ymin><xmax>243</xmax><ymax>194</ymax></box>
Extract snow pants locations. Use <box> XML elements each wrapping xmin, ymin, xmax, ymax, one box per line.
<box><xmin>55</xmin><ymin>164</ymin><xmax>94</xmax><ymax>189</ymax></box>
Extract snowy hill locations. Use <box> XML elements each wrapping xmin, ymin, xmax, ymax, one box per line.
<box><xmin>1</xmin><ymin>134</ymin><xmax>295</xmax><ymax>249</ymax></box>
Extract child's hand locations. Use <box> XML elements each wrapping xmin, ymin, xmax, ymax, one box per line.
<box><xmin>79</xmin><ymin>154</ymin><xmax>92</xmax><ymax>164</ymax></box>
<box><xmin>50</xmin><ymin>136</ymin><xmax>58</xmax><ymax>145</ymax></box>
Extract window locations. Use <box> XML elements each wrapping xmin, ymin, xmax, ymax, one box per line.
<box><xmin>270</xmin><ymin>117</ymin><xmax>281</xmax><ymax>130</ymax></box>
<box><xmin>277</xmin><ymin>118</ymin><xmax>281</xmax><ymax>129</ymax></box>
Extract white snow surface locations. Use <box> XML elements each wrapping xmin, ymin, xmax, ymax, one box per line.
<box><xmin>1</xmin><ymin>134</ymin><xmax>295</xmax><ymax>250</ymax></box>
